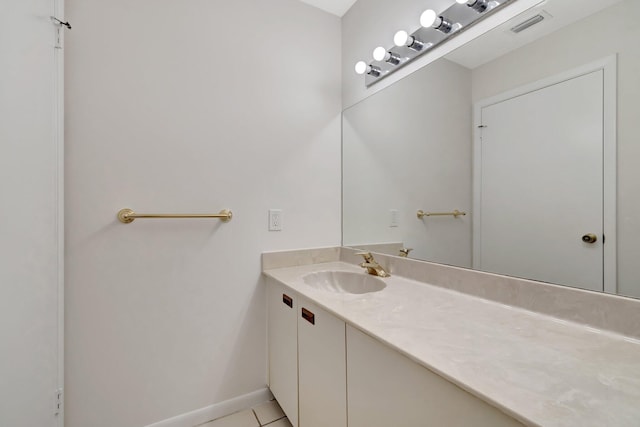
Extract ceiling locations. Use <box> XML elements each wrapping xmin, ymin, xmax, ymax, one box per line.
<box><xmin>446</xmin><ymin>0</ymin><xmax>626</xmax><ymax>69</ymax></box>
<box><xmin>297</xmin><ymin>0</ymin><xmax>358</xmax><ymax>17</ymax></box>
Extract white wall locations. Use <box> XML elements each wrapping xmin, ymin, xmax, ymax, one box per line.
<box><xmin>472</xmin><ymin>0</ymin><xmax>640</xmax><ymax>298</ymax></box>
<box><xmin>64</xmin><ymin>1</ymin><xmax>341</xmax><ymax>426</ymax></box>
<box><xmin>343</xmin><ymin>59</ymin><xmax>472</xmax><ymax>267</ymax></box>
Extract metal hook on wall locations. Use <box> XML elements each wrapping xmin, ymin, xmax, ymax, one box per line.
<box><xmin>51</xmin><ymin>16</ymin><xmax>71</xmax><ymax>30</ymax></box>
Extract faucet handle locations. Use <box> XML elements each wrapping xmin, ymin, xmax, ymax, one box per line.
<box><xmin>355</xmin><ymin>252</ymin><xmax>373</xmax><ymax>261</ymax></box>
<box><xmin>399</xmin><ymin>248</ymin><xmax>413</xmax><ymax>257</ymax></box>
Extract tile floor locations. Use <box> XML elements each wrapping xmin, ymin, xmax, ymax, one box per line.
<box><xmin>197</xmin><ymin>400</ymin><xmax>292</xmax><ymax>427</ymax></box>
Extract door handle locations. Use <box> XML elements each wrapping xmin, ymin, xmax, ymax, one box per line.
<box><xmin>582</xmin><ymin>233</ymin><xmax>598</xmax><ymax>244</ymax></box>
<box><xmin>282</xmin><ymin>294</ymin><xmax>293</xmax><ymax>308</ymax></box>
<box><xmin>301</xmin><ymin>308</ymin><xmax>315</xmax><ymax>325</ymax></box>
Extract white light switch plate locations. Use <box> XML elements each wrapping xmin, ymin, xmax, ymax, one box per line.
<box><xmin>390</xmin><ymin>209</ymin><xmax>399</xmax><ymax>227</ymax></box>
<box><xmin>269</xmin><ymin>209</ymin><xmax>283</xmax><ymax>231</ymax></box>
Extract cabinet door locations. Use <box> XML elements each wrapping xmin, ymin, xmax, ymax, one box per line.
<box><xmin>267</xmin><ymin>280</ymin><xmax>299</xmax><ymax>427</ymax></box>
<box><xmin>298</xmin><ymin>298</ymin><xmax>347</xmax><ymax>427</ymax></box>
<box><xmin>346</xmin><ymin>325</ymin><xmax>524</xmax><ymax>427</ymax></box>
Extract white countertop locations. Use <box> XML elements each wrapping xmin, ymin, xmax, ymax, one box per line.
<box><xmin>264</xmin><ymin>261</ymin><xmax>640</xmax><ymax>427</ymax></box>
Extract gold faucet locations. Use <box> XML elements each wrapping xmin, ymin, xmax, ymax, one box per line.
<box><xmin>356</xmin><ymin>252</ymin><xmax>390</xmax><ymax>278</ymax></box>
<box><xmin>399</xmin><ymin>248</ymin><xmax>413</xmax><ymax>258</ymax></box>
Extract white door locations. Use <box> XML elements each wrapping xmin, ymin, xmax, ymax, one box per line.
<box><xmin>0</xmin><ymin>1</ymin><xmax>63</xmax><ymax>426</ymax></box>
<box><xmin>476</xmin><ymin>70</ymin><xmax>604</xmax><ymax>292</ymax></box>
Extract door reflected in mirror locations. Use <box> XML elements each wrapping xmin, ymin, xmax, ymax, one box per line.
<box><xmin>342</xmin><ymin>0</ymin><xmax>640</xmax><ymax>299</ymax></box>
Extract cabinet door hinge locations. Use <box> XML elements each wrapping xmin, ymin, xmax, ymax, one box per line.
<box><xmin>54</xmin><ymin>388</ymin><xmax>63</xmax><ymax>415</ymax></box>
<box><xmin>478</xmin><ymin>124</ymin><xmax>486</xmax><ymax>141</ymax></box>
<box><xmin>50</xmin><ymin>17</ymin><xmax>71</xmax><ymax>49</ymax></box>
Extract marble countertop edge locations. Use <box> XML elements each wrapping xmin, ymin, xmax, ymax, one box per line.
<box><xmin>263</xmin><ymin>261</ymin><xmax>640</xmax><ymax>427</ymax></box>
<box><xmin>263</xmin><ymin>264</ymin><xmax>540</xmax><ymax>427</ymax></box>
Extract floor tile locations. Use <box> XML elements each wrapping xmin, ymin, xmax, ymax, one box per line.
<box><xmin>264</xmin><ymin>418</ymin><xmax>292</xmax><ymax>427</ymax></box>
<box><xmin>252</xmin><ymin>400</ymin><xmax>285</xmax><ymax>425</ymax></box>
<box><xmin>198</xmin><ymin>409</ymin><xmax>259</xmax><ymax>427</ymax></box>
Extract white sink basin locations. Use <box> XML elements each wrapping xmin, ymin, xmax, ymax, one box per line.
<box><xmin>302</xmin><ymin>271</ymin><xmax>386</xmax><ymax>294</ymax></box>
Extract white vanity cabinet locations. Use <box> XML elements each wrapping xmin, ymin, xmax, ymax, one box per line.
<box><xmin>267</xmin><ymin>280</ymin><xmax>347</xmax><ymax>427</ymax></box>
<box><xmin>346</xmin><ymin>325</ymin><xmax>524</xmax><ymax>427</ymax></box>
<box><xmin>267</xmin><ymin>279</ymin><xmax>299</xmax><ymax>427</ymax></box>
<box><xmin>297</xmin><ymin>297</ymin><xmax>347</xmax><ymax>427</ymax></box>
<box><xmin>268</xmin><ymin>278</ymin><xmax>521</xmax><ymax>427</ymax></box>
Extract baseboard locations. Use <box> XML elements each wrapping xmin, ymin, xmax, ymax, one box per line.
<box><xmin>145</xmin><ymin>388</ymin><xmax>273</xmax><ymax>427</ymax></box>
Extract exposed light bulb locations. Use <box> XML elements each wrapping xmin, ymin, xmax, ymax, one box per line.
<box><xmin>394</xmin><ymin>30</ymin><xmax>426</xmax><ymax>51</ymax></box>
<box><xmin>373</xmin><ymin>46</ymin><xmax>400</xmax><ymax>65</ymax></box>
<box><xmin>420</xmin><ymin>9</ymin><xmax>453</xmax><ymax>33</ymax></box>
<box><xmin>354</xmin><ymin>61</ymin><xmax>382</xmax><ymax>77</ymax></box>
<box><xmin>420</xmin><ymin>9</ymin><xmax>438</xmax><ymax>28</ymax></box>
<box><xmin>373</xmin><ymin>46</ymin><xmax>387</xmax><ymax>62</ymax></box>
<box><xmin>394</xmin><ymin>30</ymin><xmax>411</xmax><ymax>47</ymax></box>
<box><xmin>354</xmin><ymin>61</ymin><xmax>368</xmax><ymax>75</ymax></box>
<box><xmin>372</xmin><ymin>47</ymin><xmax>401</xmax><ymax>65</ymax></box>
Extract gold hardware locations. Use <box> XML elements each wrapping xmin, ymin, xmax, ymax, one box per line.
<box><xmin>399</xmin><ymin>248</ymin><xmax>413</xmax><ymax>258</ymax></box>
<box><xmin>355</xmin><ymin>252</ymin><xmax>390</xmax><ymax>278</ymax></box>
<box><xmin>417</xmin><ymin>209</ymin><xmax>466</xmax><ymax>219</ymax></box>
<box><xmin>582</xmin><ymin>233</ymin><xmax>598</xmax><ymax>244</ymax></box>
<box><xmin>117</xmin><ymin>208</ymin><xmax>233</xmax><ymax>224</ymax></box>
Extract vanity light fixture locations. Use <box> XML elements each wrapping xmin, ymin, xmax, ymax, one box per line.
<box><xmin>420</xmin><ymin>9</ymin><xmax>454</xmax><ymax>34</ymax></box>
<box><xmin>355</xmin><ymin>61</ymin><xmax>381</xmax><ymax>77</ymax></box>
<box><xmin>373</xmin><ymin>46</ymin><xmax>402</xmax><ymax>65</ymax></box>
<box><xmin>355</xmin><ymin>0</ymin><xmax>513</xmax><ymax>86</ymax></box>
<box><xmin>394</xmin><ymin>30</ymin><xmax>426</xmax><ymax>51</ymax></box>
<box><xmin>422</xmin><ymin>9</ymin><xmax>463</xmax><ymax>34</ymax></box>
<box><xmin>457</xmin><ymin>0</ymin><xmax>500</xmax><ymax>13</ymax></box>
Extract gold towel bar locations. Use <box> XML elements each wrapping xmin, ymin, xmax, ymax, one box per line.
<box><xmin>417</xmin><ymin>210</ymin><xmax>466</xmax><ymax>219</ymax></box>
<box><xmin>117</xmin><ymin>208</ymin><xmax>233</xmax><ymax>224</ymax></box>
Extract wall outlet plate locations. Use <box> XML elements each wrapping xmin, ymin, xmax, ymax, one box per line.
<box><xmin>269</xmin><ymin>209</ymin><xmax>283</xmax><ymax>231</ymax></box>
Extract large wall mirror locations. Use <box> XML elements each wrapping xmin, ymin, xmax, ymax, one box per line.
<box><xmin>342</xmin><ymin>0</ymin><xmax>640</xmax><ymax>299</ymax></box>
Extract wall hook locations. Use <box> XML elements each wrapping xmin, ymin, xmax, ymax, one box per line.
<box><xmin>51</xmin><ymin>17</ymin><xmax>71</xmax><ymax>30</ymax></box>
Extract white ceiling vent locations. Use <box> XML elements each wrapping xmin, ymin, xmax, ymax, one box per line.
<box><xmin>510</xmin><ymin>11</ymin><xmax>552</xmax><ymax>34</ymax></box>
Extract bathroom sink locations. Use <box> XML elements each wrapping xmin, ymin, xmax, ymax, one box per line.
<box><xmin>302</xmin><ymin>271</ymin><xmax>386</xmax><ymax>294</ymax></box>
